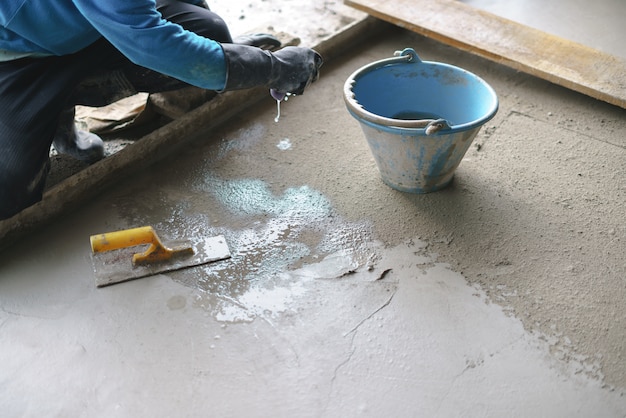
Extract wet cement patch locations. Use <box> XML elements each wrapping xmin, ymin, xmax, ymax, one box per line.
<box><xmin>89</xmin><ymin>144</ymin><xmax>377</xmax><ymax>322</ymax></box>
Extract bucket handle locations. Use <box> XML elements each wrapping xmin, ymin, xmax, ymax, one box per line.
<box><xmin>344</xmin><ymin>48</ymin><xmax>452</xmax><ymax>135</ymax></box>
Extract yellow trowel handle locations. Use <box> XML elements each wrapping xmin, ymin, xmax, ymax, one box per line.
<box><xmin>90</xmin><ymin>226</ymin><xmax>193</xmax><ymax>265</ymax></box>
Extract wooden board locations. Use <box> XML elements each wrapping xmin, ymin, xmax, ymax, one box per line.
<box><xmin>345</xmin><ymin>0</ymin><xmax>626</xmax><ymax>109</ymax></box>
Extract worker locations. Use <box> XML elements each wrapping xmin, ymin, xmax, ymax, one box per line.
<box><xmin>0</xmin><ymin>0</ymin><xmax>323</xmax><ymax>220</ymax></box>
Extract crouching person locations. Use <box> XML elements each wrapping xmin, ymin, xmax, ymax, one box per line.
<box><xmin>0</xmin><ymin>0</ymin><xmax>322</xmax><ymax>220</ymax></box>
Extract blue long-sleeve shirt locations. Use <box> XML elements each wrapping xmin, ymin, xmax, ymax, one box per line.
<box><xmin>0</xmin><ymin>0</ymin><xmax>227</xmax><ymax>90</ymax></box>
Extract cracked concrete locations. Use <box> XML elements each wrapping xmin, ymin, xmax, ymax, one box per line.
<box><xmin>1</xmin><ymin>0</ymin><xmax>626</xmax><ymax>416</ymax></box>
<box><xmin>343</xmin><ymin>289</ymin><xmax>397</xmax><ymax>337</ymax></box>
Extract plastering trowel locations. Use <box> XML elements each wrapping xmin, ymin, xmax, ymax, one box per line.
<box><xmin>89</xmin><ymin>226</ymin><xmax>230</xmax><ymax>287</ymax></box>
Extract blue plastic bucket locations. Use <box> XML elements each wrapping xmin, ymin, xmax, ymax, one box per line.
<box><xmin>344</xmin><ymin>48</ymin><xmax>498</xmax><ymax>193</ymax></box>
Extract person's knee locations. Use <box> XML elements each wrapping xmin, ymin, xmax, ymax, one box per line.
<box><xmin>0</xmin><ymin>159</ymin><xmax>49</xmax><ymax>220</ymax></box>
<box><xmin>198</xmin><ymin>12</ymin><xmax>232</xmax><ymax>42</ymax></box>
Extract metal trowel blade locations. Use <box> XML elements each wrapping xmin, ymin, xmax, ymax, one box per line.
<box><xmin>92</xmin><ymin>235</ymin><xmax>230</xmax><ymax>288</ymax></box>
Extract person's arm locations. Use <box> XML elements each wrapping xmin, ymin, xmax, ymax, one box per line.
<box><xmin>75</xmin><ymin>0</ymin><xmax>322</xmax><ymax>94</ymax></box>
<box><xmin>74</xmin><ymin>0</ymin><xmax>228</xmax><ymax>90</ymax></box>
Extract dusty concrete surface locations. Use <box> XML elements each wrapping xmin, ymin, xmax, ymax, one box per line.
<box><xmin>1</xmin><ymin>1</ymin><xmax>626</xmax><ymax>417</ymax></box>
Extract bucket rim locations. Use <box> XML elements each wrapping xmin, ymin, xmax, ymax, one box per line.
<box><xmin>343</xmin><ymin>48</ymin><xmax>499</xmax><ymax>134</ymax></box>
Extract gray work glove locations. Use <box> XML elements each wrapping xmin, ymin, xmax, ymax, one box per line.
<box><xmin>221</xmin><ymin>44</ymin><xmax>323</xmax><ymax>95</ymax></box>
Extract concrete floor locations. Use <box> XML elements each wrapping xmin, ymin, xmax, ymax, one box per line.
<box><xmin>1</xmin><ymin>2</ymin><xmax>626</xmax><ymax>417</ymax></box>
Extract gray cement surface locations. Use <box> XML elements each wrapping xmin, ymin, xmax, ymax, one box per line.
<box><xmin>1</xmin><ymin>3</ymin><xmax>626</xmax><ymax>418</ymax></box>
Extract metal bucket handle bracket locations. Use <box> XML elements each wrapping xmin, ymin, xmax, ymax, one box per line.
<box><xmin>344</xmin><ymin>48</ymin><xmax>452</xmax><ymax>135</ymax></box>
<box><xmin>394</xmin><ymin>47</ymin><xmax>420</xmax><ymax>61</ymax></box>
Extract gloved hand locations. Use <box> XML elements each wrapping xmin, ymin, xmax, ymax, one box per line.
<box><xmin>221</xmin><ymin>44</ymin><xmax>323</xmax><ymax>95</ymax></box>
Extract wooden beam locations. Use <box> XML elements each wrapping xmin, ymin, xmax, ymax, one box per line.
<box><xmin>345</xmin><ymin>0</ymin><xmax>626</xmax><ymax>109</ymax></box>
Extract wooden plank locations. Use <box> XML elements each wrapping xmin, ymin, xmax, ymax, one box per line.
<box><xmin>345</xmin><ymin>0</ymin><xmax>626</xmax><ymax>109</ymax></box>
